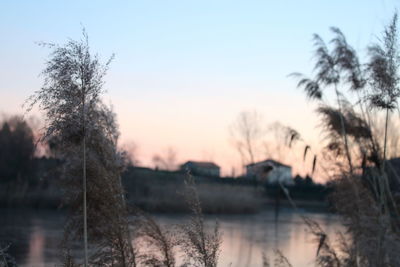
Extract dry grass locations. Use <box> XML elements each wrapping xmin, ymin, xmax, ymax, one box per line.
<box><xmin>125</xmin><ymin>176</ymin><xmax>222</xmax><ymax>267</ymax></box>
<box><xmin>260</xmin><ymin>250</ymin><xmax>293</xmax><ymax>267</ymax></box>
<box><xmin>123</xmin><ymin>170</ymin><xmax>263</xmax><ymax>214</ymax></box>
<box><xmin>0</xmin><ymin>243</ymin><xmax>17</xmax><ymax>267</ymax></box>
<box><xmin>135</xmin><ymin>210</ymin><xmax>177</xmax><ymax>267</ymax></box>
<box><xmin>288</xmin><ymin>12</ymin><xmax>400</xmax><ymax>267</ymax></box>
<box><xmin>178</xmin><ymin>178</ymin><xmax>221</xmax><ymax>267</ymax></box>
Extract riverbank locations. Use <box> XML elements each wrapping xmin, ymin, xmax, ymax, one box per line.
<box><xmin>0</xmin><ymin>166</ymin><xmax>331</xmax><ymax>214</ymax></box>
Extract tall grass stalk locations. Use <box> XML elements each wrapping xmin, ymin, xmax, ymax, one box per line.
<box><xmin>179</xmin><ymin>175</ymin><xmax>221</xmax><ymax>267</ymax></box>
<box><xmin>82</xmin><ymin>85</ymin><xmax>88</xmax><ymax>267</ymax></box>
<box><xmin>291</xmin><ymin>12</ymin><xmax>400</xmax><ymax>266</ymax></box>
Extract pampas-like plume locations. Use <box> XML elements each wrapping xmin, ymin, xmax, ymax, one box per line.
<box><xmin>317</xmin><ymin>103</ymin><xmax>372</xmax><ymax>140</ymax></box>
<box><xmin>135</xmin><ymin>209</ymin><xmax>177</xmax><ymax>267</ymax></box>
<box><xmin>290</xmin><ymin>13</ymin><xmax>400</xmax><ymax>266</ymax></box>
<box><xmin>303</xmin><ymin>145</ymin><xmax>310</xmax><ymax>161</ymax></box>
<box><xmin>27</xmin><ymin>31</ymin><xmax>137</xmax><ymax>267</ymax></box>
<box><xmin>60</xmin><ymin>107</ymin><xmax>138</xmax><ymax>267</ymax></box>
<box><xmin>331</xmin><ymin>27</ymin><xmax>366</xmax><ymax>91</ymax></box>
<box><xmin>368</xmin><ymin>13</ymin><xmax>400</xmax><ymax>111</ymax></box>
<box><xmin>289</xmin><ymin>73</ymin><xmax>322</xmax><ymax>100</ymax></box>
<box><xmin>312</xmin><ymin>34</ymin><xmax>340</xmax><ymax>86</ymax></box>
<box><xmin>179</xmin><ymin>175</ymin><xmax>221</xmax><ymax>267</ymax></box>
<box><xmin>285</xmin><ymin>127</ymin><xmax>301</xmax><ymax>148</ymax></box>
<box><xmin>312</xmin><ymin>155</ymin><xmax>317</xmax><ymax>175</ymax></box>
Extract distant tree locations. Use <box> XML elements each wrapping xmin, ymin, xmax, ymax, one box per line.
<box><xmin>293</xmin><ymin>175</ymin><xmax>303</xmax><ymax>186</ymax></box>
<box><xmin>0</xmin><ymin>116</ymin><xmax>35</xmax><ymax>184</ymax></box>
<box><xmin>152</xmin><ymin>147</ymin><xmax>178</xmax><ymax>171</ymax></box>
<box><xmin>229</xmin><ymin>110</ymin><xmax>265</xmax><ymax>168</ymax></box>
<box><xmin>263</xmin><ymin>121</ymin><xmax>301</xmax><ymax>163</ymax></box>
<box><xmin>304</xmin><ymin>175</ymin><xmax>313</xmax><ymax>185</ymax></box>
<box><xmin>120</xmin><ymin>141</ymin><xmax>140</xmax><ymax>167</ymax></box>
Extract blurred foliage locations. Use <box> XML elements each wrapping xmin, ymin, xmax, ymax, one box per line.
<box><xmin>0</xmin><ymin>116</ymin><xmax>35</xmax><ymax>185</ymax></box>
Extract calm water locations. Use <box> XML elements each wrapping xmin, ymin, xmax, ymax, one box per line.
<box><xmin>0</xmin><ymin>208</ymin><xmax>344</xmax><ymax>267</ymax></box>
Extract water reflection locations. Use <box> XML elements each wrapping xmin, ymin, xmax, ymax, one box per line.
<box><xmin>27</xmin><ymin>224</ymin><xmax>45</xmax><ymax>265</ymax></box>
<box><xmin>0</xmin><ymin>208</ymin><xmax>343</xmax><ymax>267</ymax></box>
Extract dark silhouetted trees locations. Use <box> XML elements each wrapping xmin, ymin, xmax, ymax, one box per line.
<box><xmin>0</xmin><ymin>116</ymin><xmax>35</xmax><ymax>185</ymax></box>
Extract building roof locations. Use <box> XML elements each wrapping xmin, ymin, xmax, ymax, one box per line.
<box><xmin>246</xmin><ymin>159</ymin><xmax>291</xmax><ymax>168</ymax></box>
<box><xmin>181</xmin><ymin>161</ymin><xmax>220</xmax><ymax>169</ymax></box>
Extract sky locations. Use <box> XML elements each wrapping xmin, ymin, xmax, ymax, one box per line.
<box><xmin>0</xmin><ymin>0</ymin><xmax>399</xmax><ymax>179</ymax></box>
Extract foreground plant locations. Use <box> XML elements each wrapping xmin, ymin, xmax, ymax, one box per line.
<box><xmin>135</xmin><ymin>209</ymin><xmax>177</xmax><ymax>267</ymax></box>
<box><xmin>179</xmin><ymin>176</ymin><xmax>221</xmax><ymax>267</ymax></box>
<box><xmin>130</xmin><ymin>175</ymin><xmax>221</xmax><ymax>267</ymax></box>
<box><xmin>291</xmin><ymin>12</ymin><xmax>400</xmax><ymax>267</ymax></box>
<box><xmin>27</xmin><ymin>30</ymin><xmax>136</xmax><ymax>267</ymax></box>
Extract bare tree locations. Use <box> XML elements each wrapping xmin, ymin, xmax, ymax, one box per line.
<box><xmin>229</xmin><ymin>110</ymin><xmax>265</xmax><ymax>168</ymax></box>
<box><xmin>152</xmin><ymin>147</ymin><xmax>178</xmax><ymax>171</ymax></box>
<box><xmin>263</xmin><ymin>122</ymin><xmax>291</xmax><ymax>162</ymax></box>
<box><xmin>121</xmin><ymin>141</ymin><xmax>140</xmax><ymax>167</ymax></box>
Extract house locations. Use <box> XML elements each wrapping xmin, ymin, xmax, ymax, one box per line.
<box><xmin>246</xmin><ymin>159</ymin><xmax>293</xmax><ymax>185</ymax></box>
<box><xmin>180</xmin><ymin>161</ymin><xmax>220</xmax><ymax>177</ymax></box>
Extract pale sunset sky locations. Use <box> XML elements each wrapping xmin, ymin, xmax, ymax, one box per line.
<box><xmin>1</xmin><ymin>1</ymin><xmax>399</xmax><ymax>179</ymax></box>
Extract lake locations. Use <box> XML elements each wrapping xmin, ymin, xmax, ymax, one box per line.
<box><xmin>0</xmin><ymin>208</ymin><xmax>344</xmax><ymax>267</ymax></box>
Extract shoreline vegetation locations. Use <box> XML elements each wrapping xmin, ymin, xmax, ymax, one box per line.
<box><xmin>0</xmin><ymin>163</ymin><xmax>330</xmax><ymax>214</ymax></box>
